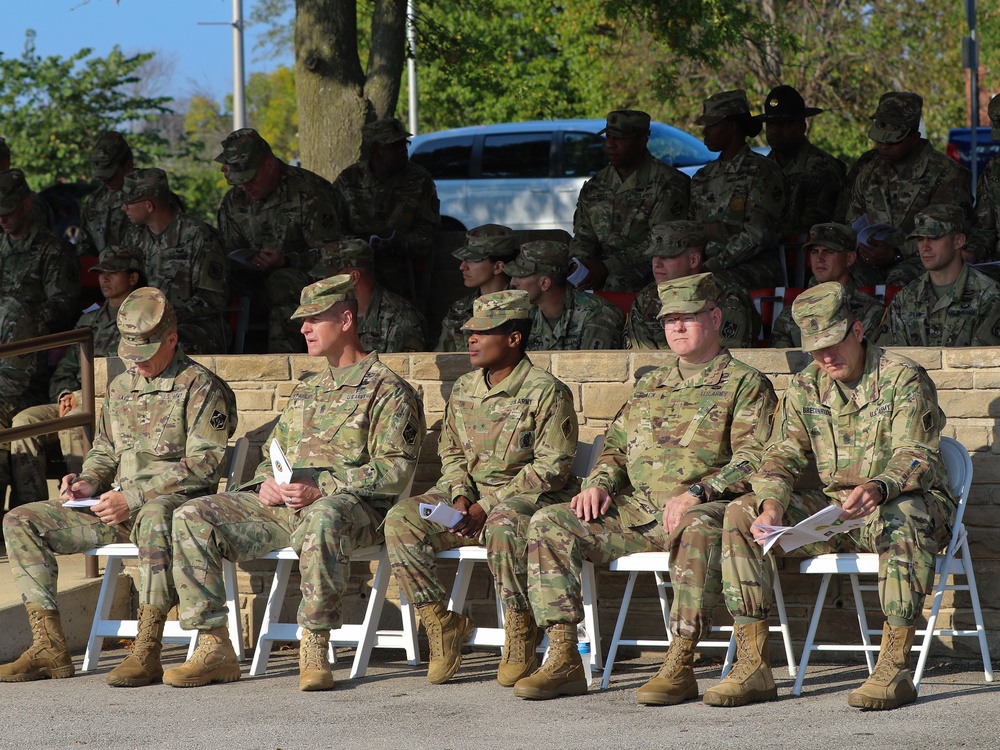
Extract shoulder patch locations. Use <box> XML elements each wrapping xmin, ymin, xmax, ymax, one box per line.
<box><xmin>403</xmin><ymin>421</ymin><xmax>418</xmax><ymax>446</ymax></box>
<box><xmin>721</xmin><ymin>320</ymin><xmax>739</xmax><ymax>341</ymax></box>
<box><xmin>922</xmin><ymin>411</ymin><xmax>934</xmax><ymax>433</ymax></box>
<box><xmin>208</xmin><ymin>261</ymin><xmax>224</xmax><ymax>280</ymax></box>
<box><xmin>561</xmin><ymin>416</ymin><xmax>573</xmax><ymax>438</ymax></box>
<box><xmin>210</xmin><ymin>410</ymin><xmax>228</xmax><ymax>430</ymax></box>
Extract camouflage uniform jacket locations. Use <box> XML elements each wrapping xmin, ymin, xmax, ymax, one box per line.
<box><xmin>333</xmin><ymin>160</ymin><xmax>440</xmax><ymax>258</ymax></box>
<box><xmin>359</xmin><ymin>284</ymin><xmax>426</xmax><ymax>353</ymax></box>
<box><xmin>438</xmin><ymin>356</ymin><xmax>578</xmax><ymax>514</ymax></box>
<box><xmin>241</xmin><ymin>352</ymin><xmax>424</xmax><ymax>516</ymax></box>
<box><xmin>626</xmin><ymin>277</ymin><xmax>760</xmax><ymax>350</ymax></box>
<box><xmin>76</xmin><ymin>350</ymin><xmax>237</xmax><ymax>514</ymax></box>
<box><xmin>77</xmin><ymin>184</ymin><xmax>132</xmax><ymax>257</ymax></box>
<box><xmin>435</xmin><ymin>292</ymin><xmax>476</xmax><ymax>352</ymax></box>
<box><xmin>569</xmin><ymin>150</ymin><xmax>690</xmax><ymax>292</ymax></box>
<box><xmin>0</xmin><ymin>222</ymin><xmax>80</xmax><ymax>334</ymax></box>
<box><xmin>967</xmin><ymin>155</ymin><xmax>1000</xmax><ymax>263</ymax></box>
<box><xmin>689</xmin><ymin>144</ymin><xmax>787</xmax><ymax>275</ymax></box>
<box><xmin>750</xmin><ymin>343</ymin><xmax>952</xmax><ymax>515</ymax></box>
<box><xmin>527</xmin><ymin>288</ymin><xmax>624</xmax><ymax>350</ymax></box>
<box><xmin>0</xmin><ymin>298</ymin><xmax>46</xmax><ymax>415</ymax></box>
<box><xmin>583</xmin><ymin>350</ymin><xmax>776</xmax><ymax>528</ymax></box>
<box><xmin>216</xmin><ymin>162</ymin><xmax>342</xmax><ymax>273</ymax></box>
<box><xmin>49</xmin><ymin>302</ymin><xmax>121</xmax><ymax>401</ymax></box>
<box><xmin>875</xmin><ymin>263</ymin><xmax>1000</xmax><ymax>347</ymax></box>
<box><xmin>769</xmin><ymin>140</ymin><xmax>847</xmax><ymax>236</ymax></box>
<box><xmin>771</xmin><ymin>284</ymin><xmax>884</xmax><ymax>349</ymax></box>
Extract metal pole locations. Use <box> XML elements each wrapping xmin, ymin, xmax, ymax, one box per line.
<box><xmin>406</xmin><ymin>0</ymin><xmax>418</xmax><ymax>135</ymax></box>
<box><xmin>966</xmin><ymin>0</ymin><xmax>978</xmax><ymax>189</ymax></box>
<box><xmin>233</xmin><ymin>0</ymin><xmax>247</xmax><ymax>131</ymax></box>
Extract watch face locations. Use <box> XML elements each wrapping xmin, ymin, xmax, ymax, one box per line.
<box><xmin>689</xmin><ymin>483</ymin><xmax>705</xmax><ymax>498</ymax></box>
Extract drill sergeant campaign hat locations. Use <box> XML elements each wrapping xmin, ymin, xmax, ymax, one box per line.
<box><xmin>805</xmin><ymin>223</ymin><xmax>857</xmax><ymax>254</ymax></box>
<box><xmin>311</xmin><ymin>238</ymin><xmax>375</xmax><ymax>277</ymax></box>
<box><xmin>461</xmin><ymin>289</ymin><xmax>531</xmax><ymax>331</ymax></box>
<box><xmin>906</xmin><ymin>204</ymin><xmax>968</xmax><ymax>240</ymax></box>
<box><xmin>791</xmin><ymin>281</ymin><xmax>853</xmax><ymax>352</ymax></box>
<box><xmin>598</xmin><ymin>110</ymin><xmax>652</xmax><ymax>139</ymax></box>
<box><xmin>90</xmin><ymin>131</ymin><xmax>131</xmax><ymax>180</ymax></box>
<box><xmin>92</xmin><ymin>244</ymin><xmax>143</xmax><ymax>273</ymax></box>
<box><xmin>755</xmin><ymin>85</ymin><xmax>824</xmax><ymax>122</ymax></box>
<box><xmin>0</xmin><ymin>169</ymin><xmax>31</xmax><ymax>214</ymax></box>
<box><xmin>120</xmin><ymin>167</ymin><xmax>171</xmax><ymax>204</ymax></box>
<box><xmin>645</xmin><ymin>221</ymin><xmax>707</xmax><ymax>259</ymax></box>
<box><xmin>452</xmin><ymin>224</ymin><xmax>517</xmax><ymax>262</ymax></box>
<box><xmin>290</xmin><ymin>274</ymin><xmax>357</xmax><ymax>319</ymax></box>
<box><xmin>501</xmin><ymin>240</ymin><xmax>569</xmax><ymax>278</ymax></box>
<box><xmin>656</xmin><ymin>272</ymin><xmax>720</xmax><ymax>318</ymax></box>
<box><xmin>117</xmin><ymin>287</ymin><xmax>177</xmax><ymax>362</ymax></box>
<box><xmin>868</xmin><ymin>92</ymin><xmax>923</xmax><ymax>144</ymax></box>
<box><xmin>215</xmin><ymin>128</ymin><xmax>272</xmax><ymax>186</ymax></box>
<box><xmin>362</xmin><ymin>117</ymin><xmax>413</xmax><ymax>144</ymax></box>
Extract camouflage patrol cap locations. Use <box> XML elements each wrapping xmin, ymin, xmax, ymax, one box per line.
<box><xmin>461</xmin><ymin>289</ymin><xmax>531</xmax><ymax>331</ymax></box>
<box><xmin>805</xmin><ymin>223</ymin><xmax>857</xmax><ymax>254</ymax></box>
<box><xmin>362</xmin><ymin>117</ymin><xmax>413</xmax><ymax>145</ymax></box>
<box><xmin>868</xmin><ymin>92</ymin><xmax>923</xmax><ymax>144</ymax></box>
<box><xmin>598</xmin><ymin>110</ymin><xmax>652</xmax><ymax>139</ymax></box>
<box><xmin>656</xmin><ymin>272</ymin><xmax>719</xmax><ymax>318</ymax></box>
<box><xmin>755</xmin><ymin>85</ymin><xmax>823</xmax><ymax>123</ymax></box>
<box><xmin>906</xmin><ymin>204</ymin><xmax>967</xmax><ymax>239</ymax></box>
<box><xmin>290</xmin><ymin>274</ymin><xmax>357</xmax><ymax>319</ymax></box>
<box><xmin>0</xmin><ymin>169</ymin><xmax>30</xmax><ymax>214</ymax></box>
<box><xmin>120</xmin><ymin>167</ymin><xmax>171</xmax><ymax>204</ymax></box>
<box><xmin>791</xmin><ymin>281</ymin><xmax>852</xmax><ymax>352</ymax></box>
<box><xmin>989</xmin><ymin>93</ymin><xmax>1000</xmax><ymax>141</ymax></box>
<box><xmin>117</xmin><ymin>287</ymin><xmax>177</xmax><ymax>362</ymax></box>
<box><xmin>645</xmin><ymin>221</ymin><xmax>706</xmax><ymax>258</ymax></box>
<box><xmin>312</xmin><ymin>238</ymin><xmax>374</xmax><ymax>277</ymax></box>
<box><xmin>92</xmin><ymin>244</ymin><xmax>143</xmax><ymax>273</ymax></box>
<box><xmin>215</xmin><ymin>128</ymin><xmax>272</xmax><ymax>186</ymax></box>
<box><xmin>501</xmin><ymin>240</ymin><xmax>569</xmax><ymax>277</ymax></box>
<box><xmin>694</xmin><ymin>90</ymin><xmax>752</xmax><ymax>126</ymax></box>
<box><xmin>452</xmin><ymin>224</ymin><xmax>517</xmax><ymax>261</ymax></box>
<box><xmin>90</xmin><ymin>131</ymin><xmax>131</xmax><ymax>180</ymax></box>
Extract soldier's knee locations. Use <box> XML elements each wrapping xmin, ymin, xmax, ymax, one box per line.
<box><xmin>172</xmin><ymin>499</ymin><xmax>212</xmax><ymax>528</ymax></box>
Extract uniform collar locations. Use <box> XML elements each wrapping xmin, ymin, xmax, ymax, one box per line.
<box><xmin>478</xmin><ymin>356</ymin><xmax>533</xmax><ymax>398</ymax></box>
<box><xmin>654</xmin><ymin>348</ymin><xmax>733</xmax><ymax>388</ymax></box>
<box><xmin>324</xmin><ymin>350</ymin><xmax>379</xmax><ymax>390</ymax></box>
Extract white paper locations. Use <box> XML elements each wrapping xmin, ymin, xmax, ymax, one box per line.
<box><xmin>228</xmin><ymin>247</ymin><xmax>259</xmax><ymax>269</ymax></box>
<box><xmin>82</xmin><ymin>303</ymin><xmax>101</xmax><ymax>314</ymax></box>
<box><xmin>419</xmin><ymin>502</ymin><xmax>465</xmax><ymax>528</ymax></box>
<box><xmin>756</xmin><ymin>504</ymin><xmax>866</xmax><ymax>555</ymax></box>
<box><xmin>567</xmin><ymin>257</ymin><xmax>589</xmax><ymax>287</ymax></box>
<box><xmin>851</xmin><ymin>215</ymin><xmax>896</xmax><ymax>247</ymax></box>
<box><xmin>63</xmin><ymin>498</ymin><xmax>100</xmax><ymax>508</ymax></box>
<box><xmin>270</xmin><ymin>439</ymin><xmax>293</xmax><ymax>485</ymax></box>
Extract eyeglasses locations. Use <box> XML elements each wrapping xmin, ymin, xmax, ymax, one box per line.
<box><xmin>661</xmin><ymin>307</ymin><xmax>716</xmax><ymax>330</ymax></box>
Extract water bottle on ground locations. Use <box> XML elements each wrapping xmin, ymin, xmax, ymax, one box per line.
<box><xmin>577</xmin><ymin>623</ymin><xmax>592</xmax><ymax>686</ymax></box>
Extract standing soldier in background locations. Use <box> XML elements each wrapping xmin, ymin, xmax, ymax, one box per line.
<box><xmin>966</xmin><ymin>94</ymin><xmax>1000</xmax><ymax>264</ymax></box>
<box><xmin>0</xmin><ymin>138</ymin><xmax>55</xmax><ymax>231</ymax></box>
<box><xmin>77</xmin><ymin>131</ymin><xmax>135</xmax><ymax>257</ymax></box>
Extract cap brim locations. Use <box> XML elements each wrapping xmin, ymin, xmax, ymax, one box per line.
<box><xmin>657</xmin><ymin>300</ymin><xmax>708</xmax><ymax>318</ymax></box>
<box><xmin>799</xmin><ymin>320</ymin><xmax>848</xmax><ymax>352</ymax></box>
<box><xmin>223</xmin><ymin>167</ymin><xmax>257</xmax><ymax>186</ymax></box>
<box><xmin>118</xmin><ymin>338</ymin><xmax>163</xmax><ymax>363</ymax></box>
<box><xmin>91</xmin><ymin>165</ymin><xmax>117</xmax><ymax>180</ymax></box>
<box><xmin>868</xmin><ymin>124</ymin><xmax>909</xmax><ymax>144</ymax></box>
<box><xmin>757</xmin><ymin>107</ymin><xmax>824</xmax><ymax>123</ymax></box>
<box><xmin>803</xmin><ymin>240</ymin><xmax>849</xmax><ymax>253</ymax></box>
<box><xmin>905</xmin><ymin>229</ymin><xmax>949</xmax><ymax>241</ymax></box>
<box><xmin>694</xmin><ymin>113</ymin><xmax>726</xmax><ymax>126</ymax></box>
<box><xmin>289</xmin><ymin>300</ymin><xmax>337</xmax><ymax>320</ymax></box>
<box><xmin>452</xmin><ymin>247</ymin><xmax>489</xmax><ymax>262</ymax></box>
<box><xmin>501</xmin><ymin>260</ymin><xmax>534</xmax><ymax>277</ymax></box>
<box><xmin>461</xmin><ymin>313</ymin><xmax>528</xmax><ymax>332</ymax></box>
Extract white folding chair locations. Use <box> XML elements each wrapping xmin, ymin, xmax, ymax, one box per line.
<box><xmin>791</xmin><ymin>437</ymin><xmax>994</xmax><ymax>695</ymax></box>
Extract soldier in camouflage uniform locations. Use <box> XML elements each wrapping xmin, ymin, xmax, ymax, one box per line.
<box><xmin>8</xmin><ymin>246</ymin><xmax>143</xmax><ymax>507</ymax></box>
<box><xmin>845</xmin><ymin>92</ymin><xmax>973</xmax><ymax>287</ymax></box>
<box><xmin>0</xmin><ymin>169</ymin><xmax>80</xmax><ymax>335</ymax></box>
<box><xmin>569</xmin><ymin>110</ymin><xmax>690</xmax><ymax>292</ymax></box>
<box><xmin>333</xmin><ymin>117</ymin><xmax>441</xmax><ymax>296</ymax></box>
<box><xmin>311</xmin><ymin>238</ymin><xmax>426</xmax><ymax>352</ymax></box>
<box><xmin>704</xmin><ymin>282</ymin><xmax>954</xmax><ymax>711</ymax></box>
<box><xmin>385</xmin><ymin>290</ymin><xmax>578</xmax><ymax>686</ymax></box>
<box><xmin>876</xmin><ymin>205</ymin><xmax>1000</xmax><ymax>347</ymax></box>
<box><xmin>166</xmin><ymin>276</ymin><xmax>424</xmax><ymax>691</ymax></box>
<box><xmin>77</xmin><ymin>131</ymin><xmax>135</xmax><ymax>257</ymax></box>
<box><xmin>0</xmin><ymin>137</ymin><xmax>55</xmax><ymax>232</ymax></box>
<box><xmin>0</xmin><ymin>289</ymin><xmax>236</xmax><ymax>688</ymax></box>
<box><xmin>690</xmin><ymin>90</ymin><xmax>788</xmax><ymax>288</ymax></box>
<box><xmin>966</xmin><ymin>94</ymin><xmax>1000</xmax><ymax>263</ymax></box>
<box><xmin>627</xmin><ymin>221</ymin><xmax>759</xmax><ymax>349</ymax></box>
<box><xmin>771</xmin><ymin>223</ymin><xmax>884</xmax><ymax>348</ymax></box>
<box><xmin>121</xmin><ymin>168</ymin><xmax>229</xmax><ymax>354</ymax></box>
<box><xmin>507</xmin><ymin>240</ymin><xmax>624</xmax><ymax>349</ymax></box>
<box><xmin>215</xmin><ymin>128</ymin><xmax>342</xmax><ymax>353</ymax></box>
<box><xmin>513</xmin><ymin>273</ymin><xmax>776</xmax><ymax>703</ymax></box>
<box><xmin>435</xmin><ymin>224</ymin><xmax>518</xmax><ymax>352</ymax></box>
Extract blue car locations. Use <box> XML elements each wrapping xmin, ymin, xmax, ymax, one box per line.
<box><xmin>946</xmin><ymin>126</ymin><xmax>1000</xmax><ymax>179</ymax></box>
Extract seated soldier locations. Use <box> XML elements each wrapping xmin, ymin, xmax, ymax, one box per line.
<box><xmin>384</xmin><ymin>290</ymin><xmax>579</xmax><ymax>686</ymax></box>
<box><xmin>507</xmin><ymin>241</ymin><xmax>624</xmax><ymax>350</ymax></box>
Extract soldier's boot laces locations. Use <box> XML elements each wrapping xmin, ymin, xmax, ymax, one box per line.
<box><xmin>512</xmin><ymin>623</ymin><xmax>588</xmax><ymax>700</ymax></box>
<box><xmin>497</xmin><ymin>608</ymin><xmax>540</xmax><ymax>687</ymax></box>
<box><xmin>106</xmin><ymin>604</ymin><xmax>166</xmax><ymax>687</ymax></box>
<box><xmin>418</xmin><ymin>601</ymin><xmax>474</xmax><ymax>684</ymax></box>
<box><xmin>162</xmin><ymin>627</ymin><xmax>241</xmax><ymax>688</ymax></box>
<box><xmin>847</xmin><ymin>623</ymin><xmax>917</xmax><ymax>710</ymax></box>
<box><xmin>0</xmin><ymin>605</ymin><xmax>75</xmax><ymax>682</ymax></box>
<box><xmin>299</xmin><ymin>629</ymin><xmax>335</xmax><ymax>692</ymax></box>
<box><xmin>637</xmin><ymin>636</ymin><xmax>699</xmax><ymax>706</ymax></box>
<box><xmin>703</xmin><ymin>619</ymin><xmax>776</xmax><ymax>707</ymax></box>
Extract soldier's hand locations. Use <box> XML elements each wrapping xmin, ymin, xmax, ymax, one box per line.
<box><xmin>572</xmin><ymin>259</ymin><xmax>609</xmax><ymax>291</ymax></box>
<box><xmin>60</xmin><ymin>474</ymin><xmax>94</xmax><ymax>501</ymax></box>
<box><xmin>450</xmin><ymin>497</ymin><xmax>487</xmax><ymax>538</ymax></box>
<box><xmin>858</xmin><ymin>240</ymin><xmax>896</xmax><ymax>269</ymax></box>
<box><xmin>840</xmin><ymin>482</ymin><xmax>882</xmax><ymax>521</ymax></box>
<box><xmin>570</xmin><ymin>487</ymin><xmax>612</xmax><ymax>522</ymax></box>
<box><xmin>750</xmin><ymin>500</ymin><xmax>784</xmax><ymax>545</ymax></box>
<box><xmin>662</xmin><ymin>493</ymin><xmax>700</xmax><ymax>535</ymax></box>
<box><xmin>58</xmin><ymin>393</ymin><xmax>78</xmax><ymax>417</ymax></box>
<box><xmin>93</xmin><ymin>491</ymin><xmax>129</xmax><ymax>526</ymax></box>
<box><xmin>258</xmin><ymin>477</ymin><xmax>286</xmax><ymax>506</ymax></box>
<box><xmin>253</xmin><ymin>247</ymin><xmax>286</xmax><ymax>272</ymax></box>
<box><xmin>279</xmin><ymin>479</ymin><xmax>322</xmax><ymax>510</ymax></box>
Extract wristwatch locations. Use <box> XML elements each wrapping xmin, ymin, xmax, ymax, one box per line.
<box><xmin>687</xmin><ymin>483</ymin><xmax>709</xmax><ymax>502</ymax></box>
<box><xmin>871</xmin><ymin>479</ymin><xmax>888</xmax><ymax>504</ymax></box>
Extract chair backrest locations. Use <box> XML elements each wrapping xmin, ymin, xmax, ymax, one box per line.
<box><xmin>939</xmin><ymin>436</ymin><xmax>973</xmax><ymax>531</ymax></box>
<box><xmin>223</xmin><ymin>436</ymin><xmax>251</xmax><ymax>490</ymax></box>
<box><xmin>594</xmin><ymin>290</ymin><xmax>637</xmax><ymax>318</ymax></box>
<box><xmin>571</xmin><ymin>434</ymin><xmax>606</xmax><ymax>478</ymax></box>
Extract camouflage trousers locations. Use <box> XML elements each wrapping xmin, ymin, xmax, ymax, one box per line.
<box><xmin>172</xmin><ymin>491</ymin><xmax>384</xmax><ymax>631</ymax></box>
<box><xmin>266</xmin><ymin>268</ymin><xmax>309</xmax><ymax>353</ymax></box>
<box><xmin>384</xmin><ymin>489</ymin><xmax>561</xmax><ymax>612</ymax></box>
<box><xmin>722</xmin><ymin>490</ymin><xmax>954</xmax><ymax>626</ymax></box>
<box><xmin>9</xmin><ymin>403</ymin><xmax>89</xmax><ymax>509</ymax></box>
<box><xmin>3</xmin><ymin>493</ymin><xmax>190</xmax><ymax>614</ymax></box>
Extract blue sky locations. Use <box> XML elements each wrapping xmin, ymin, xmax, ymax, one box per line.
<box><xmin>0</xmin><ymin>0</ymin><xmax>292</xmax><ymax>104</ymax></box>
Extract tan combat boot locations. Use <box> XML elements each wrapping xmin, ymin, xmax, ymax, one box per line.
<box><xmin>703</xmin><ymin>620</ymin><xmax>777</xmax><ymax>707</ymax></box>
<box><xmin>417</xmin><ymin>601</ymin><xmax>474</xmax><ymax>684</ymax></box>
<box><xmin>497</xmin><ymin>608</ymin><xmax>540</xmax><ymax>687</ymax></box>
<box><xmin>847</xmin><ymin>623</ymin><xmax>917</xmax><ymax>710</ymax></box>
<box><xmin>637</xmin><ymin>636</ymin><xmax>699</xmax><ymax>706</ymax></box>
<box><xmin>162</xmin><ymin>627</ymin><xmax>241</xmax><ymax>688</ymax></box>
<box><xmin>0</xmin><ymin>605</ymin><xmax>75</xmax><ymax>682</ymax></box>
<box><xmin>299</xmin><ymin>629</ymin><xmax>334</xmax><ymax>691</ymax></box>
<box><xmin>106</xmin><ymin>605</ymin><xmax>166</xmax><ymax>687</ymax></box>
<box><xmin>512</xmin><ymin>623</ymin><xmax>588</xmax><ymax>700</ymax></box>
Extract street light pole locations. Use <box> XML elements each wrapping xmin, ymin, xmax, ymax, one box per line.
<box><xmin>233</xmin><ymin>0</ymin><xmax>247</xmax><ymax>131</ymax></box>
<box><xmin>964</xmin><ymin>0</ymin><xmax>978</xmax><ymax>189</ymax></box>
<box><xmin>406</xmin><ymin>0</ymin><xmax>418</xmax><ymax>135</ymax></box>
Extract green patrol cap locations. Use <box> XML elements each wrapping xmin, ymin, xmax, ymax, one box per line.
<box><xmin>0</xmin><ymin>169</ymin><xmax>30</xmax><ymax>214</ymax></box>
<box><xmin>805</xmin><ymin>223</ymin><xmax>856</xmax><ymax>254</ymax></box>
<box><xmin>645</xmin><ymin>221</ymin><xmax>706</xmax><ymax>259</ymax></box>
<box><xmin>290</xmin><ymin>274</ymin><xmax>357</xmax><ymax>319</ymax></box>
<box><xmin>117</xmin><ymin>287</ymin><xmax>177</xmax><ymax>362</ymax></box>
<box><xmin>92</xmin><ymin>244</ymin><xmax>143</xmax><ymax>273</ymax></box>
<box><xmin>120</xmin><ymin>167</ymin><xmax>171</xmax><ymax>204</ymax></box>
<box><xmin>362</xmin><ymin>117</ymin><xmax>413</xmax><ymax>145</ymax></box>
<box><xmin>656</xmin><ymin>272</ymin><xmax>719</xmax><ymax>318</ymax></box>
<box><xmin>791</xmin><ymin>281</ymin><xmax>852</xmax><ymax>352</ymax></box>
<box><xmin>990</xmin><ymin>93</ymin><xmax>1000</xmax><ymax>141</ymax></box>
<box><xmin>906</xmin><ymin>204</ymin><xmax>967</xmax><ymax>240</ymax></box>
<box><xmin>215</xmin><ymin>128</ymin><xmax>272</xmax><ymax>186</ymax></box>
<box><xmin>461</xmin><ymin>289</ymin><xmax>531</xmax><ymax>331</ymax></box>
<box><xmin>452</xmin><ymin>224</ymin><xmax>517</xmax><ymax>261</ymax></box>
<box><xmin>90</xmin><ymin>131</ymin><xmax>131</xmax><ymax>180</ymax></box>
<box><xmin>695</xmin><ymin>90</ymin><xmax>752</xmax><ymax>126</ymax></box>
<box><xmin>312</xmin><ymin>238</ymin><xmax>374</xmax><ymax>277</ymax></box>
<box><xmin>501</xmin><ymin>240</ymin><xmax>568</xmax><ymax>277</ymax></box>
<box><xmin>868</xmin><ymin>92</ymin><xmax>922</xmax><ymax>144</ymax></box>
<box><xmin>598</xmin><ymin>110</ymin><xmax>651</xmax><ymax>139</ymax></box>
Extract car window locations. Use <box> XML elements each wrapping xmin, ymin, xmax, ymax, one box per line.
<box><xmin>410</xmin><ymin>136</ymin><xmax>474</xmax><ymax>179</ymax></box>
<box><xmin>648</xmin><ymin>123</ymin><xmax>713</xmax><ymax>167</ymax></box>
<box><xmin>561</xmin><ymin>132</ymin><xmax>606</xmax><ymax>177</ymax></box>
<box><xmin>481</xmin><ymin>133</ymin><xmax>551</xmax><ymax>179</ymax></box>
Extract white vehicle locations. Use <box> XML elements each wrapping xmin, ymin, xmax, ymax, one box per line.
<box><xmin>409</xmin><ymin>119</ymin><xmax>713</xmax><ymax>233</ymax></box>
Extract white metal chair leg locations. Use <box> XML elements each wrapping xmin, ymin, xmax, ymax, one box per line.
<box><xmin>849</xmin><ymin>574</ymin><xmax>876</xmax><ymax>673</ymax></box>
<box><xmin>600</xmin><ymin>571</ymin><xmax>639</xmax><ymax>690</ymax></box>
<box><xmin>82</xmin><ymin>556</ymin><xmax>125</xmax><ymax>671</ymax></box>
<box><xmin>792</xmin><ymin>572</ymin><xmax>833</xmax><ymax>696</ymax></box>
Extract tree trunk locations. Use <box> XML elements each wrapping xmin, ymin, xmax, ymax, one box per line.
<box><xmin>366</xmin><ymin>0</ymin><xmax>407</xmax><ymax>119</ymax></box>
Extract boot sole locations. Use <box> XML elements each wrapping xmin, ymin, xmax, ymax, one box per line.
<box><xmin>848</xmin><ymin>692</ymin><xmax>916</xmax><ymax>710</ymax></box>
<box><xmin>637</xmin><ymin>684</ymin><xmax>699</xmax><ymax>706</ymax></box>
<box><xmin>0</xmin><ymin>665</ymin><xmax>75</xmax><ymax>682</ymax></box>
<box><xmin>163</xmin><ymin>669</ymin><xmax>241</xmax><ymax>688</ymax></box>
<box><xmin>106</xmin><ymin>673</ymin><xmax>164</xmax><ymax>688</ymax></box>
<box><xmin>703</xmin><ymin>686</ymin><xmax>777</xmax><ymax>707</ymax></box>
<box><xmin>300</xmin><ymin>677</ymin><xmax>336</xmax><ymax>691</ymax></box>
<box><xmin>513</xmin><ymin>679</ymin><xmax>588</xmax><ymax>700</ymax></box>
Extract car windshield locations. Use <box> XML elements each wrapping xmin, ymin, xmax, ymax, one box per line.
<box><xmin>648</xmin><ymin>123</ymin><xmax>713</xmax><ymax>167</ymax></box>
